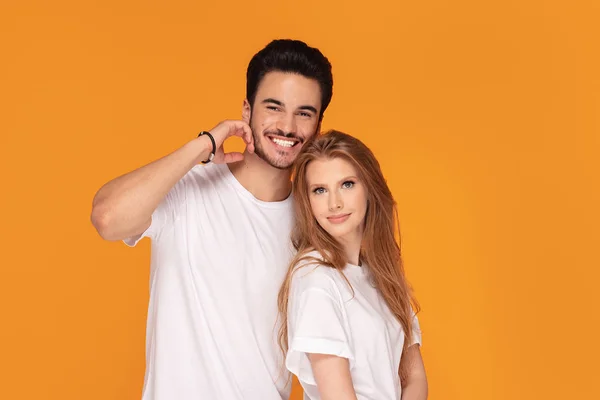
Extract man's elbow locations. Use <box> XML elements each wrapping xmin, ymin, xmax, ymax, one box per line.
<box><xmin>91</xmin><ymin>204</ymin><xmax>117</xmax><ymax>241</ymax></box>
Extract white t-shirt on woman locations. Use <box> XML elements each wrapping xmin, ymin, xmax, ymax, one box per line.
<box><xmin>285</xmin><ymin>251</ymin><xmax>422</xmax><ymax>400</ymax></box>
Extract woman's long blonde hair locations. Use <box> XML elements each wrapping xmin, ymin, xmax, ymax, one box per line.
<box><xmin>277</xmin><ymin>130</ymin><xmax>420</xmax><ymax>359</ymax></box>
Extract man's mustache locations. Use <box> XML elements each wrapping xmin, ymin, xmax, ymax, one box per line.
<box><xmin>263</xmin><ymin>129</ymin><xmax>304</xmax><ymax>143</ymax></box>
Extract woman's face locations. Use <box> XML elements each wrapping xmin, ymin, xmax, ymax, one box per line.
<box><xmin>305</xmin><ymin>157</ymin><xmax>368</xmax><ymax>247</ymax></box>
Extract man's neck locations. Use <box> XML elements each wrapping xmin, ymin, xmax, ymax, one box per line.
<box><xmin>227</xmin><ymin>151</ymin><xmax>292</xmax><ymax>202</ymax></box>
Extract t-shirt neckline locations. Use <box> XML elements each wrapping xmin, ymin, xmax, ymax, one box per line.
<box><xmin>217</xmin><ymin>163</ymin><xmax>293</xmax><ymax>209</ymax></box>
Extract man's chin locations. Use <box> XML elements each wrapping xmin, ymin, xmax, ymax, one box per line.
<box><xmin>253</xmin><ymin>147</ymin><xmax>295</xmax><ymax>170</ymax></box>
<box><xmin>266</xmin><ymin>158</ymin><xmax>294</xmax><ymax>170</ymax></box>
<box><xmin>262</xmin><ymin>155</ymin><xmax>295</xmax><ymax>170</ymax></box>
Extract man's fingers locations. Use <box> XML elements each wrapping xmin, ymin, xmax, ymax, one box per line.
<box><xmin>228</xmin><ymin>121</ymin><xmax>254</xmax><ymax>153</ymax></box>
<box><xmin>209</xmin><ymin>120</ymin><xmax>254</xmax><ymax>157</ymax></box>
<box><xmin>227</xmin><ymin>121</ymin><xmax>252</xmax><ymax>141</ymax></box>
<box><xmin>242</xmin><ymin>123</ymin><xmax>253</xmax><ymax>145</ymax></box>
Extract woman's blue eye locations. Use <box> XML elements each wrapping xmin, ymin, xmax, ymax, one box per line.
<box><xmin>342</xmin><ymin>181</ymin><xmax>355</xmax><ymax>189</ymax></box>
<box><xmin>313</xmin><ymin>187</ymin><xmax>325</xmax><ymax>194</ymax></box>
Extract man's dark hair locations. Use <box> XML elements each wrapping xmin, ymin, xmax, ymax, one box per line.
<box><xmin>246</xmin><ymin>39</ymin><xmax>333</xmax><ymax>120</ymax></box>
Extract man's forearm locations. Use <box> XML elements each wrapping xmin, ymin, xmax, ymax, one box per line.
<box><xmin>91</xmin><ymin>136</ymin><xmax>211</xmax><ymax>241</ymax></box>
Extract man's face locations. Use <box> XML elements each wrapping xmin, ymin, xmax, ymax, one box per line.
<box><xmin>243</xmin><ymin>71</ymin><xmax>322</xmax><ymax>170</ymax></box>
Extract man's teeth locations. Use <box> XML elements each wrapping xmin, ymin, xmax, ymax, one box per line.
<box><xmin>271</xmin><ymin>137</ymin><xmax>295</xmax><ymax>147</ymax></box>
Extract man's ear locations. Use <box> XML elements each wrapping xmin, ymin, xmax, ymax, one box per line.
<box><xmin>242</xmin><ymin>99</ymin><xmax>251</xmax><ymax>123</ymax></box>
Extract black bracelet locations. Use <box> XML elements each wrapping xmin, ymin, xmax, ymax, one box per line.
<box><xmin>198</xmin><ymin>131</ymin><xmax>216</xmax><ymax>164</ymax></box>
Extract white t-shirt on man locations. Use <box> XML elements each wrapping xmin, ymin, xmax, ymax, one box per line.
<box><xmin>125</xmin><ymin>163</ymin><xmax>295</xmax><ymax>400</ymax></box>
<box><xmin>285</xmin><ymin>251</ymin><xmax>422</xmax><ymax>400</ymax></box>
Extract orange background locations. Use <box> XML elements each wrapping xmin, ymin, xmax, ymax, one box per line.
<box><xmin>1</xmin><ymin>1</ymin><xmax>598</xmax><ymax>399</ymax></box>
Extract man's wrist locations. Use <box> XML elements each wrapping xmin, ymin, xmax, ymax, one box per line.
<box><xmin>185</xmin><ymin>135</ymin><xmax>213</xmax><ymax>164</ymax></box>
<box><xmin>197</xmin><ymin>131</ymin><xmax>216</xmax><ymax>164</ymax></box>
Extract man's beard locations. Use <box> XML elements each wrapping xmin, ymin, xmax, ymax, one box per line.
<box><xmin>249</xmin><ymin>117</ymin><xmax>305</xmax><ymax>170</ymax></box>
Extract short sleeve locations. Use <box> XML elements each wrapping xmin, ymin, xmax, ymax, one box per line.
<box><xmin>409</xmin><ymin>312</ymin><xmax>422</xmax><ymax>346</ymax></box>
<box><xmin>285</xmin><ymin>267</ymin><xmax>355</xmax><ymax>386</ymax></box>
<box><xmin>123</xmin><ymin>178</ymin><xmax>186</xmax><ymax>247</ymax></box>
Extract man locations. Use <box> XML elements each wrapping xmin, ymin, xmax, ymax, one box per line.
<box><xmin>91</xmin><ymin>39</ymin><xmax>333</xmax><ymax>399</ymax></box>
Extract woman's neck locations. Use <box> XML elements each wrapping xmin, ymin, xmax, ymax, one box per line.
<box><xmin>340</xmin><ymin>231</ymin><xmax>363</xmax><ymax>266</ymax></box>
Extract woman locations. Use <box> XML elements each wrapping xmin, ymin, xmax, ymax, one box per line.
<box><xmin>278</xmin><ymin>130</ymin><xmax>428</xmax><ymax>399</ymax></box>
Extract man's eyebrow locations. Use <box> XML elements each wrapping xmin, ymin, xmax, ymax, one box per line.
<box><xmin>262</xmin><ymin>98</ymin><xmax>284</xmax><ymax>106</ymax></box>
<box><xmin>298</xmin><ymin>105</ymin><xmax>318</xmax><ymax>114</ymax></box>
<box><xmin>261</xmin><ymin>98</ymin><xmax>318</xmax><ymax>114</ymax></box>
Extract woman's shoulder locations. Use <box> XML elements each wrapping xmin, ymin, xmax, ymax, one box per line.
<box><xmin>291</xmin><ymin>250</ymin><xmax>342</xmax><ymax>291</ymax></box>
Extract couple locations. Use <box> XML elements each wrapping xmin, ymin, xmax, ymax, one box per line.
<box><xmin>91</xmin><ymin>39</ymin><xmax>427</xmax><ymax>400</ymax></box>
